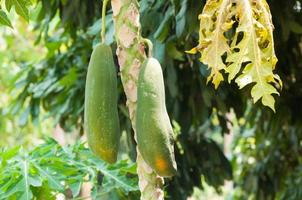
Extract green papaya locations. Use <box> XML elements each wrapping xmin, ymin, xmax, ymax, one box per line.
<box><xmin>136</xmin><ymin>58</ymin><xmax>177</xmax><ymax>177</ymax></box>
<box><xmin>84</xmin><ymin>43</ymin><xmax>120</xmax><ymax>164</ymax></box>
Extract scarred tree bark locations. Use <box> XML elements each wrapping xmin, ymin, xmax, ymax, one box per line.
<box><xmin>110</xmin><ymin>0</ymin><xmax>164</xmax><ymax>199</ymax></box>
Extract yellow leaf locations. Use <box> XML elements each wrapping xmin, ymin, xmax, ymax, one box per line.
<box><xmin>212</xmin><ymin>72</ymin><xmax>224</xmax><ymax>89</ymax></box>
<box><xmin>187</xmin><ymin>0</ymin><xmax>281</xmax><ymax>111</ymax></box>
<box><xmin>262</xmin><ymin>94</ymin><xmax>276</xmax><ymax>112</ymax></box>
<box><xmin>185</xmin><ymin>47</ymin><xmax>198</xmax><ymax>54</ymax></box>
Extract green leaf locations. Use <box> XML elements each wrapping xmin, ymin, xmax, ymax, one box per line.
<box><xmin>69</xmin><ymin>181</ymin><xmax>82</xmax><ymax>197</ymax></box>
<box><xmin>154</xmin><ymin>7</ymin><xmax>173</xmax><ymax>42</ymax></box>
<box><xmin>5</xmin><ymin>0</ymin><xmax>13</xmax><ymax>11</ymax></box>
<box><xmin>9</xmin><ymin>0</ymin><xmax>29</xmax><ymax>21</ymax></box>
<box><xmin>82</xmin><ymin>153</ymin><xmax>139</xmax><ymax>193</ymax></box>
<box><xmin>0</xmin><ymin>10</ymin><xmax>12</xmax><ymax>28</ymax></box>
<box><xmin>0</xmin><ymin>140</ymin><xmax>138</xmax><ymax>199</ymax></box>
<box><xmin>175</xmin><ymin>0</ymin><xmax>188</xmax><ymax>38</ymax></box>
<box><xmin>0</xmin><ymin>146</ymin><xmax>20</xmax><ymax>164</ymax></box>
<box><xmin>167</xmin><ymin>40</ymin><xmax>185</xmax><ymax>61</ymax></box>
<box><xmin>33</xmin><ymin>163</ymin><xmax>64</xmax><ymax>191</ymax></box>
<box><xmin>31</xmin><ymin>183</ymin><xmax>55</xmax><ymax>200</ymax></box>
<box><xmin>18</xmin><ymin>160</ymin><xmax>33</xmax><ymax>200</ymax></box>
<box><xmin>18</xmin><ymin>107</ymin><xmax>30</xmax><ymax>126</ymax></box>
<box><xmin>58</xmin><ymin>68</ymin><xmax>78</xmax><ymax>88</ymax></box>
<box><xmin>0</xmin><ymin>178</ymin><xmax>23</xmax><ymax>199</ymax></box>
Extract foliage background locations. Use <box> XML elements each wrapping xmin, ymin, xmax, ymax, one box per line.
<box><xmin>0</xmin><ymin>0</ymin><xmax>302</xmax><ymax>199</ymax></box>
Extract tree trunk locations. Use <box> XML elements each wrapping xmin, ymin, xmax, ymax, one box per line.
<box><xmin>110</xmin><ymin>0</ymin><xmax>164</xmax><ymax>199</ymax></box>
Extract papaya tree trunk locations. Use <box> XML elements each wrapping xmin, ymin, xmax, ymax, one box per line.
<box><xmin>110</xmin><ymin>0</ymin><xmax>164</xmax><ymax>199</ymax></box>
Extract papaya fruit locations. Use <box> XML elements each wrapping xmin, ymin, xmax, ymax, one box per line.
<box><xmin>84</xmin><ymin>43</ymin><xmax>120</xmax><ymax>164</ymax></box>
<box><xmin>136</xmin><ymin>58</ymin><xmax>177</xmax><ymax>177</ymax></box>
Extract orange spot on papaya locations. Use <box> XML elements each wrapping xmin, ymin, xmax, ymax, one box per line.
<box><xmin>97</xmin><ymin>148</ymin><xmax>117</xmax><ymax>164</ymax></box>
<box><xmin>155</xmin><ymin>158</ymin><xmax>168</xmax><ymax>172</ymax></box>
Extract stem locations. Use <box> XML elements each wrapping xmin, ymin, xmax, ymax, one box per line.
<box><xmin>110</xmin><ymin>0</ymin><xmax>164</xmax><ymax>199</ymax></box>
<box><xmin>142</xmin><ymin>39</ymin><xmax>153</xmax><ymax>58</ymax></box>
<box><xmin>101</xmin><ymin>0</ymin><xmax>109</xmax><ymax>43</ymax></box>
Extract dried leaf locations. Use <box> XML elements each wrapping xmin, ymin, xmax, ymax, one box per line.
<box><xmin>187</xmin><ymin>0</ymin><xmax>282</xmax><ymax>111</ymax></box>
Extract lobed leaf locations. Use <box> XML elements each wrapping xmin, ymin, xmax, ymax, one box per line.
<box><xmin>0</xmin><ymin>139</ymin><xmax>138</xmax><ymax>199</ymax></box>
<box><xmin>230</xmin><ymin>0</ymin><xmax>280</xmax><ymax>111</ymax></box>
<box><xmin>195</xmin><ymin>0</ymin><xmax>233</xmax><ymax>89</ymax></box>
<box><xmin>188</xmin><ymin>0</ymin><xmax>282</xmax><ymax>111</ymax></box>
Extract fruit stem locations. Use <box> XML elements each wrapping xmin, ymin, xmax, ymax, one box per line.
<box><xmin>101</xmin><ymin>0</ymin><xmax>109</xmax><ymax>43</ymax></box>
<box><xmin>142</xmin><ymin>39</ymin><xmax>153</xmax><ymax>58</ymax></box>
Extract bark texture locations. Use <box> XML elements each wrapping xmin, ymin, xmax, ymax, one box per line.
<box><xmin>110</xmin><ymin>0</ymin><xmax>164</xmax><ymax>199</ymax></box>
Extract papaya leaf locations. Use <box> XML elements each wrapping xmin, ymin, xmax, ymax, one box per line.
<box><xmin>193</xmin><ymin>0</ymin><xmax>233</xmax><ymax>89</ymax></box>
<box><xmin>16</xmin><ymin>160</ymin><xmax>33</xmax><ymax>200</ymax></box>
<box><xmin>0</xmin><ymin>139</ymin><xmax>138</xmax><ymax>199</ymax></box>
<box><xmin>187</xmin><ymin>0</ymin><xmax>282</xmax><ymax>111</ymax></box>
<box><xmin>230</xmin><ymin>0</ymin><xmax>281</xmax><ymax>111</ymax></box>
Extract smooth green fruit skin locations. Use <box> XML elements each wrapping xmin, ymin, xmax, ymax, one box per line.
<box><xmin>136</xmin><ymin>58</ymin><xmax>177</xmax><ymax>177</ymax></box>
<box><xmin>84</xmin><ymin>43</ymin><xmax>120</xmax><ymax>164</ymax></box>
